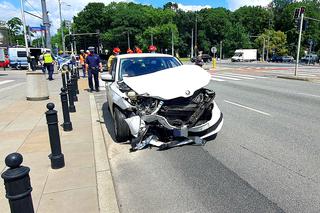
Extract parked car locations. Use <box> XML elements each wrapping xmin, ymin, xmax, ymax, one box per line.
<box><xmin>101</xmin><ymin>53</ymin><xmax>223</xmax><ymax>151</ymax></box>
<box><xmin>191</xmin><ymin>54</ymin><xmax>212</xmax><ymax>63</ymax></box>
<box><xmin>280</xmin><ymin>55</ymin><xmax>294</xmax><ymax>63</ymax></box>
<box><xmin>268</xmin><ymin>55</ymin><xmax>282</xmax><ymax>62</ymax></box>
<box><xmin>301</xmin><ymin>54</ymin><xmax>319</xmax><ymax>64</ymax></box>
<box><xmin>0</xmin><ymin>55</ymin><xmax>9</xmax><ymax>68</ymax></box>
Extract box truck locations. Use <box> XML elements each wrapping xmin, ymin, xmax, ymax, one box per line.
<box><xmin>231</xmin><ymin>49</ymin><xmax>257</xmax><ymax>62</ymax></box>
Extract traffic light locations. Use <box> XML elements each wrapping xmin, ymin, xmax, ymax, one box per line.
<box><xmin>296</xmin><ymin>19</ymin><xmax>308</xmax><ymax>31</ymax></box>
<box><xmin>294</xmin><ymin>8</ymin><xmax>300</xmax><ymax>19</ymax></box>
<box><xmin>302</xmin><ymin>20</ymin><xmax>308</xmax><ymax>31</ymax></box>
<box><xmin>300</xmin><ymin>7</ymin><xmax>305</xmax><ymax>14</ymax></box>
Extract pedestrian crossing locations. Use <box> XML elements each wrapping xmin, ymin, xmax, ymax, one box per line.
<box><xmin>0</xmin><ymin>79</ymin><xmax>25</xmax><ymax>93</ymax></box>
<box><xmin>210</xmin><ymin>72</ymin><xmax>268</xmax><ymax>82</ymax></box>
<box><xmin>0</xmin><ymin>80</ymin><xmax>14</xmax><ymax>85</ymax></box>
<box><xmin>262</xmin><ymin>69</ymin><xmax>320</xmax><ymax>77</ymax></box>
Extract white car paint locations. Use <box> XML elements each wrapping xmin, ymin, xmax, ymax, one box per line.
<box><xmin>123</xmin><ymin>65</ymin><xmax>210</xmax><ymax>100</ymax></box>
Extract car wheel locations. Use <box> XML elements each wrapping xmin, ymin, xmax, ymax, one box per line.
<box><xmin>113</xmin><ymin>107</ymin><xmax>130</xmax><ymax>142</ymax></box>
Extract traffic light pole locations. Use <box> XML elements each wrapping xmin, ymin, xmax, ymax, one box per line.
<box><xmin>295</xmin><ymin>13</ymin><xmax>304</xmax><ymax>77</ymax></box>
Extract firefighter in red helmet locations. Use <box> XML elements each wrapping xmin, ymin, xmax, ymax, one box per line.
<box><xmin>107</xmin><ymin>47</ymin><xmax>120</xmax><ymax>72</ymax></box>
<box><xmin>134</xmin><ymin>46</ymin><xmax>142</xmax><ymax>53</ymax></box>
<box><xmin>148</xmin><ymin>45</ymin><xmax>157</xmax><ymax>53</ymax></box>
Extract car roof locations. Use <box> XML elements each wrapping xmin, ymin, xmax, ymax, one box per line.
<box><xmin>116</xmin><ymin>53</ymin><xmax>175</xmax><ymax>59</ymax></box>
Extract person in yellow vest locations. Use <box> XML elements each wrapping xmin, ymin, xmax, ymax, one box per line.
<box><xmin>43</xmin><ymin>49</ymin><xmax>55</xmax><ymax>80</ymax></box>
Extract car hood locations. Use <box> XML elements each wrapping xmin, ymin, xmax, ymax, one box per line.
<box><xmin>123</xmin><ymin>65</ymin><xmax>211</xmax><ymax>100</ymax></box>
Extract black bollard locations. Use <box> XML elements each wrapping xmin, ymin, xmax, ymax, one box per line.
<box><xmin>61</xmin><ymin>71</ymin><xmax>67</xmax><ymax>89</ymax></box>
<box><xmin>66</xmin><ymin>70</ymin><xmax>70</xmax><ymax>82</ymax></box>
<box><xmin>70</xmin><ymin>63</ymin><xmax>74</xmax><ymax>76</ymax></box>
<box><xmin>60</xmin><ymin>88</ymin><xmax>73</xmax><ymax>131</ymax></box>
<box><xmin>71</xmin><ymin>75</ymin><xmax>78</xmax><ymax>102</ymax></box>
<box><xmin>45</xmin><ymin>103</ymin><xmax>65</xmax><ymax>169</ymax></box>
<box><xmin>67</xmin><ymin>80</ymin><xmax>76</xmax><ymax>113</ymax></box>
<box><xmin>74</xmin><ymin>73</ymin><xmax>79</xmax><ymax>94</ymax></box>
<box><xmin>76</xmin><ymin>66</ymin><xmax>80</xmax><ymax>79</ymax></box>
<box><xmin>1</xmin><ymin>153</ymin><xmax>34</xmax><ymax>213</ymax></box>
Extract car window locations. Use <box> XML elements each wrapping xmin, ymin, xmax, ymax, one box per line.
<box><xmin>17</xmin><ymin>51</ymin><xmax>27</xmax><ymax>57</ymax></box>
<box><xmin>111</xmin><ymin>58</ymin><xmax>117</xmax><ymax>79</ymax></box>
<box><xmin>119</xmin><ymin>57</ymin><xmax>181</xmax><ymax>80</ymax></box>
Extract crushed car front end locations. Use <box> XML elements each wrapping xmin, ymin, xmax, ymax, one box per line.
<box><xmin>122</xmin><ymin>88</ymin><xmax>223</xmax><ymax>150</ymax></box>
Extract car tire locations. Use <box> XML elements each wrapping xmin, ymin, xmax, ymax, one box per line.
<box><xmin>113</xmin><ymin>107</ymin><xmax>130</xmax><ymax>142</ymax></box>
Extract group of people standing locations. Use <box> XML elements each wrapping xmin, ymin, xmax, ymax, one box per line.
<box><xmin>40</xmin><ymin>44</ymin><xmax>157</xmax><ymax>92</ymax></box>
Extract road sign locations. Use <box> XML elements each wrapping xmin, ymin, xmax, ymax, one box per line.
<box><xmin>211</xmin><ymin>47</ymin><xmax>217</xmax><ymax>54</ymax></box>
<box><xmin>65</xmin><ymin>20</ymin><xmax>71</xmax><ymax>28</ymax></box>
<box><xmin>29</xmin><ymin>26</ymin><xmax>45</xmax><ymax>32</ymax></box>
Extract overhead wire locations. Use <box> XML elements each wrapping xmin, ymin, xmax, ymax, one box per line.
<box><xmin>24</xmin><ymin>0</ymin><xmax>42</xmax><ymax>18</ymax></box>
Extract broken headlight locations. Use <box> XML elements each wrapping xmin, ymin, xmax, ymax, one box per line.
<box><xmin>136</xmin><ymin>97</ymin><xmax>159</xmax><ymax>116</ymax></box>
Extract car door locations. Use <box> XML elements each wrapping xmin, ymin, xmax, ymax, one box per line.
<box><xmin>106</xmin><ymin>58</ymin><xmax>117</xmax><ymax>115</ymax></box>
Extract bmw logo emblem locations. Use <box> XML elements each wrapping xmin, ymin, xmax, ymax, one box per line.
<box><xmin>185</xmin><ymin>90</ymin><xmax>190</xmax><ymax>95</ymax></box>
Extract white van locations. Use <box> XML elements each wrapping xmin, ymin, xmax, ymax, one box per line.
<box><xmin>8</xmin><ymin>47</ymin><xmax>28</xmax><ymax>69</ymax></box>
<box><xmin>8</xmin><ymin>47</ymin><xmax>49</xmax><ymax>69</ymax></box>
<box><xmin>231</xmin><ymin>49</ymin><xmax>257</xmax><ymax>62</ymax></box>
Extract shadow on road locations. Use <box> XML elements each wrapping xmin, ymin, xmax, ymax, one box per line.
<box><xmin>101</xmin><ymin>102</ymin><xmax>117</xmax><ymax>142</ymax></box>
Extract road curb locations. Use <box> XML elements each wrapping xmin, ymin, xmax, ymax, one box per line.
<box><xmin>89</xmin><ymin>94</ymin><xmax>120</xmax><ymax>213</ymax></box>
<box><xmin>276</xmin><ymin>75</ymin><xmax>313</xmax><ymax>82</ymax></box>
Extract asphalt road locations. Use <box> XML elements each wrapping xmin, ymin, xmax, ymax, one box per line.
<box><xmin>94</xmin><ymin>72</ymin><xmax>320</xmax><ymax>213</ymax></box>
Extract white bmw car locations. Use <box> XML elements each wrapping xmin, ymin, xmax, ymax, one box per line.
<box><xmin>101</xmin><ymin>53</ymin><xmax>223</xmax><ymax>150</ymax></box>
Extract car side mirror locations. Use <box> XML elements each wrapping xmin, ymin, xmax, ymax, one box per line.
<box><xmin>101</xmin><ymin>73</ymin><xmax>114</xmax><ymax>82</ymax></box>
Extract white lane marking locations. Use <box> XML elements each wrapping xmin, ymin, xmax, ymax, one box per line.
<box><xmin>213</xmin><ymin>75</ymin><xmax>241</xmax><ymax>80</ymax></box>
<box><xmin>297</xmin><ymin>93</ymin><xmax>320</xmax><ymax>98</ymax></box>
<box><xmin>220</xmin><ymin>73</ymin><xmax>254</xmax><ymax>79</ymax></box>
<box><xmin>297</xmin><ymin>74</ymin><xmax>316</xmax><ymax>77</ymax></box>
<box><xmin>224</xmin><ymin>100</ymin><xmax>271</xmax><ymax>116</ymax></box>
<box><xmin>0</xmin><ymin>82</ymin><xmax>25</xmax><ymax>93</ymax></box>
<box><xmin>99</xmin><ymin>79</ymin><xmax>106</xmax><ymax>90</ymax></box>
<box><xmin>225</xmin><ymin>73</ymin><xmax>268</xmax><ymax>79</ymax></box>
<box><xmin>0</xmin><ymin>80</ymin><xmax>14</xmax><ymax>85</ymax></box>
<box><xmin>210</xmin><ymin>77</ymin><xmax>225</xmax><ymax>82</ymax></box>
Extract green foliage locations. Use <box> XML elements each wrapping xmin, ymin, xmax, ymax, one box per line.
<box><xmin>54</xmin><ymin>1</ymin><xmax>320</xmax><ymax>58</ymax></box>
<box><xmin>7</xmin><ymin>17</ymin><xmax>23</xmax><ymax>45</ymax></box>
<box><xmin>256</xmin><ymin>29</ymin><xmax>288</xmax><ymax>55</ymax></box>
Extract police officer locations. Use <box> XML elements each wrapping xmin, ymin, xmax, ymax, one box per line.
<box><xmin>85</xmin><ymin>47</ymin><xmax>102</xmax><ymax>92</ymax></box>
<box><xmin>43</xmin><ymin>49</ymin><xmax>55</xmax><ymax>80</ymax></box>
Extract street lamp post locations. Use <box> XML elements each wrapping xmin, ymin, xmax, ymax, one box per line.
<box><xmin>20</xmin><ymin>0</ymin><xmax>31</xmax><ymax>71</ymax></box>
<box><xmin>58</xmin><ymin>0</ymin><xmax>65</xmax><ymax>54</ymax></box>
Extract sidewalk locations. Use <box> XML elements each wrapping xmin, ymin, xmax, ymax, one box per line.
<box><xmin>0</xmin><ymin>72</ymin><xmax>118</xmax><ymax>212</ymax></box>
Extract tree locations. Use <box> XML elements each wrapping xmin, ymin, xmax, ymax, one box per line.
<box><xmin>7</xmin><ymin>17</ymin><xmax>23</xmax><ymax>45</ymax></box>
<box><xmin>256</xmin><ymin>29</ymin><xmax>288</xmax><ymax>56</ymax></box>
<box><xmin>163</xmin><ymin>2</ymin><xmax>178</xmax><ymax>11</ymax></box>
<box><xmin>233</xmin><ymin>6</ymin><xmax>272</xmax><ymax>36</ymax></box>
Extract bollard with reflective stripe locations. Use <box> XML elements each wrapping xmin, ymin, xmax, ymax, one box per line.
<box><xmin>46</xmin><ymin>103</ymin><xmax>65</xmax><ymax>169</ymax></box>
<box><xmin>1</xmin><ymin>153</ymin><xmax>34</xmax><ymax>213</ymax></box>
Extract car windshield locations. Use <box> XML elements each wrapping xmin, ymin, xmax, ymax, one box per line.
<box><xmin>119</xmin><ymin>56</ymin><xmax>181</xmax><ymax>80</ymax></box>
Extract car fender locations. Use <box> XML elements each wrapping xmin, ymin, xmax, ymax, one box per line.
<box><xmin>109</xmin><ymin>82</ymin><xmax>133</xmax><ymax>114</ymax></box>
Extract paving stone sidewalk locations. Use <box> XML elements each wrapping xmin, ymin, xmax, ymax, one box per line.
<box><xmin>0</xmin><ymin>73</ymin><xmax>118</xmax><ymax>213</ymax></box>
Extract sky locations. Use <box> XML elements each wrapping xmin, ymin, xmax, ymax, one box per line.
<box><xmin>1</xmin><ymin>0</ymin><xmax>272</xmax><ymax>35</ymax></box>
